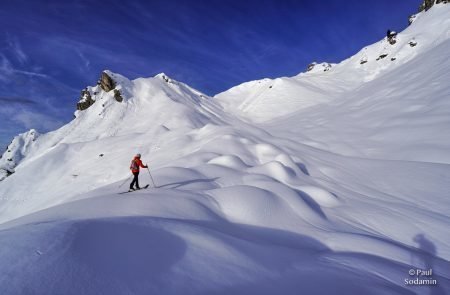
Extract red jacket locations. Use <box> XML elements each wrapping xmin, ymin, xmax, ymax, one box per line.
<box><xmin>130</xmin><ymin>157</ymin><xmax>147</xmax><ymax>173</ymax></box>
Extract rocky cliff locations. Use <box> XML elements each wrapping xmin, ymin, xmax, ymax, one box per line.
<box><xmin>419</xmin><ymin>0</ymin><xmax>449</xmax><ymax>12</ymax></box>
<box><xmin>76</xmin><ymin>71</ymin><xmax>124</xmax><ymax>111</ymax></box>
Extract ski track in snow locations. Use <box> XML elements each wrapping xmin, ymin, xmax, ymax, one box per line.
<box><xmin>0</xmin><ymin>4</ymin><xmax>450</xmax><ymax>295</ymax></box>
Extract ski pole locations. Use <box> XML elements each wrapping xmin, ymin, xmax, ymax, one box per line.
<box><xmin>119</xmin><ymin>175</ymin><xmax>132</xmax><ymax>188</ymax></box>
<box><xmin>146</xmin><ymin>167</ymin><xmax>156</xmax><ymax>188</ymax></box>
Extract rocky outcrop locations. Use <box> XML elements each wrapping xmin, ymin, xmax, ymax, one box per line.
<box><xmin>76</xmin><ymin>71</ymin><xmax>125</xmax><ymax>112</ymax></box>
<box><xmin>387</xmin><ymin>30</ymin><xmax>398</xmax><ymax>45</ymax></box>
<box><xmin>409</xmin><ymin>39</ymin><xmax>418</xmax><ymax>47</ymax></box>
<box><xmin>408</xmin><ymin>14</ymin><xmax>418</xmax><ymax>25</ymax></box>
<box><xmin>306</xmin><ymin>62</ymin><xmax>332</xmax><ymax>73</ymax></box>
<box><xmin>419</xmin><ymin>0</ymin><xmax>449</xmax><ymax>12</ymax></box>
<box><xmin>114</xmin><ymin>89</ymin><xmax>123</xmax><ymax>102</ymax></box>
<box><xmin>161</xmin><ymin>74</ymin><xmax>170</xmax><ymax>83</ymax></box>
<box><xmin>420</xmin><ymin>0</ymin><xmax>436</xmax><ymax>11</ymax></box>
<box><xmin>76</xmin><ymin>88</ymin><xmax>95</xmax><ymax>111</ymax></box>
<box><xmin>99</xmin><ymin>71</ymin><xmax>116</xmax><ymax>92</ymax></box>
<box><xmin>410</xmin><ymin>1</ymin><xmax>448</xmax><ymax>25</ymax></box>
<box><xmin>159</xmin><ymin>73</ymin><xmax>175</xmax><ymax>84</ymax></box>
<box><xmin>360</xmin><ymin>56</ymin><xmax>368</xmax><ymax>64</ymax></box>
<box><xmin>306</xmin><ymin>63</ymin><xmax>316</xmax><ymax>72</ymax></box>
<box><xmin>376</xmin><ymin>54</ymin><xmax>389</xmax><ymax>61</ymax></box>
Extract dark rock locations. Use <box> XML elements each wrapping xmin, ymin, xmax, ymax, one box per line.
<box><xmin>387</xmin><ymin>30</ymin><xmax>398</xmax><ymax>45</ymax></box>
<box><xmin>99</xmin><ymin>154</ymin><xmax>104</xmax><ymax>157</ymax></box>
<box><xmin>0</xmin><ymin>167</ymin><xmax>14</xmax><ymax>180</ymax></box>
<box><xmin>306</xmin><ymin>62</ymin><xmax>317</xmax><ymax>72</ymax></box>
<box><xmin>360</xmin><ymin>54</ymin><xmax>368</xmax><ymax>64</ymax></box>
<box><xmin>419</xmin><ymin>0</ymin><xmax>448</xmax><ymax>12</ymax></box>
<box><xmin>409</xmin><ymin>40</ymin><xmax>418</xmax><ymax>47</ymax></box>
<box><xmin>269</xmin><ymin>86</ymin><xmax>273</xmax><ymax>89</ymax></box>
<box><xmin>409</xmin><ymin>14</ymin><xmax>417</xmax><ymax>25</ymax></box>
<box><xmin>76</xmin><ymin>71</ymin><xmax>122</xmax><ymax>111</ymax></box>
<box><xmin>419</xmin><ymin>0</ymin><xmax>434</xmax><ymax>11</ymax></box>
<box><xmin>306</xmin><ymin>62</ymin><xmax>332</xmax><ymax>72</ymax></box>
<box><xmin>161</xmin><ymin>75</ymin><xmax>170</xmax><ymax>83</ymax></box>
<box><xmin>76</xmin><ymin>89</ymin><xmax>95</xmax><ymax>111</ymax></box>
<box><xmin>114</xmin><ymin>89</ymin><xmax>123</xmax><ymax>102</ymax></box>
<box><xmin>100</xmin><ymin>72</ymin><xmax>116</xmax><ymax>92</ymax></box>
<box><xmin>377</xmin><ymin>54</ymin><xmax>388</xmax><ymax>61</ymax></box>
<box><xmin>391</xmin><ymin>57</ymin><xmax>397</xmax><ymax>61</ymax></box>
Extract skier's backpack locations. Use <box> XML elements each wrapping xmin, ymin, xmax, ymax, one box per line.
<box><xmin>130</xmin><ymin>159</ymin><xmax>138</xmax><ymax>171</ymax></box>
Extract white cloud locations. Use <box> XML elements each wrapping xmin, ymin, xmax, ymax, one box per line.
<box><xmin>12</xmin><ymin>109</ymin><xmax>64</xmax><ymax>131</ymax></box>
<box><xmin>0</xmin><ymin>54</ymin><xmax>48</xmax><ymax>81</ymax></box>
<box><xmin>76</xmin><ymin>49</ymin><xmax>91</xmax><ymax>70</ymax></box>
<box><xmin>0</xmin><ymin>54</ymin><xmax>14</xmax><ymax>81</ymax></box>
<box><xmin>13</xmin><ymin>69</ymin><xmax>48</xmax><ymax>78</ymax></box>
<box><xmin>7</xmin><ymin>36</ymin><xmax>28</xmax><ymax>64</ymax></box>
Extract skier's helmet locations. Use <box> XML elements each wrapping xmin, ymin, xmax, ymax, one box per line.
<box><xmin>136</xmin><ymin>153</ymin><xmax>141</xmax><ymax>158</ymax></box>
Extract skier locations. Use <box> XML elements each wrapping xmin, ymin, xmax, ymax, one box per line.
<box><xmin>129</xmin><ymin>153</ymin><xmax>148</xmax><ymax>191</ymax></box>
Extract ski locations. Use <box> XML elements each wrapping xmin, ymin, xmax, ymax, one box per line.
<box><xmin>119</xmin><ymin>184</ymin><xmax>150</xmax><ymax>194</ymax></box>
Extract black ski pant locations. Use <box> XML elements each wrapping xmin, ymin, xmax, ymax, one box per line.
<box><xmin>130</xmin><ymin>172</ymin><xmax>140</xmax><ymax>189</ymax></box>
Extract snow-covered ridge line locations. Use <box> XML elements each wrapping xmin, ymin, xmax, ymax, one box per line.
<box><xmin>0</xmin><ymin>129</ymin><xmax>39</xmax><ymax>181</ymax></box>
<box><xmin>0</xmin><ymin>68</ymin><xmax>221</xmax><ymax>183</ymax></box>
<box><xmin>215</xmin><ymin>3</ymin><xmax>450</xmax><ymax>122</ymax></box>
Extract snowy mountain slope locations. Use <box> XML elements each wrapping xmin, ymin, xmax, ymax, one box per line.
<box><xmin>265</xmin><ymin>36</ymin><xmax>450</xmax><ymax>163</ymax></box>
<box><xmin>1</xmin><ymin>122</ymin><xmax>450</xmax><ymax>294</ymax></box>
<box><xmin>0</xmin><ymin>129</ymin><xmax>39</xmax><ymax>181</ymax></box>
<box><xmin>0</xmin><ymin>2</ymin><xmax>449</xmax><ymax>295</ymax></box>
<box><xmin>215</xmin><ymin>3</ymin><xmax>450</xmax><ymax>123</ymax></box>
<box><xmin>0</xmin><ymin>71</ymin><xmax>233</xmax><ymax>223</ymax></box>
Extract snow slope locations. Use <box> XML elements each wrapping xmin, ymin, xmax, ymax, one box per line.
<box><xmin>215</xmin><ymin>4</ymin><xmax>450</xmax><ymax>123</ymax></box>
<box><xmin>0</xmin><ymin>3</ymin><xmax>449</xmax><ymax>295</ymax></box>
<box><xmin>0</xmin><ymin>129</ymin><xmax>39</xmax><ymax>181</ymax></box>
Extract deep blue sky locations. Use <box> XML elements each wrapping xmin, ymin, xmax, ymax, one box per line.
<box><xmin>0</xmin><ymin>0</ymin><xmax>422</xmax><ymax>148</ymax></box>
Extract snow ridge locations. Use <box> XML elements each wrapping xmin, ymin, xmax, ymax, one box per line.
<box><xmin>215</xmin><ymin>3</ymin><xmax>450</xmax><ymax>122</ymax></box>
<box><xmin>0</xmin><ymin>129</ymin><xmax>39</xmax><ymax>181</ymax></box>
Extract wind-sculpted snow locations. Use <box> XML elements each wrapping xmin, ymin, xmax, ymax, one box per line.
<box><xmin>0</xmin><ymin>129</ymin><xmax>39</xmax><ymax>181</ymax></box>
<box><xmin>1</xmin><ymin>121</ymin><xmax>449</xmax><ymax>294</ymax></box>
<box><xmin>0</xmin><ymin>3</ymin><xmax>450</xmax><ymax>295</ymax></box>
